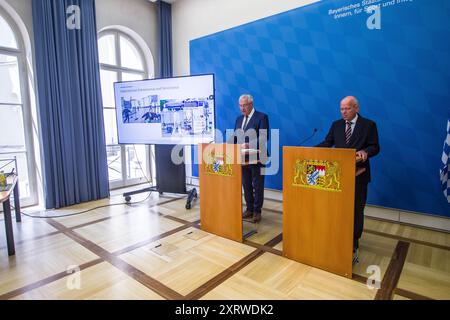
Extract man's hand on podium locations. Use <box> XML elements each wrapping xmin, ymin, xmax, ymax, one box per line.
<box><xmin>240</xmin><ymin>143</ymin><xmax>260</xmax><ymax>166</ymax></box>
<box><xmin>356</xmin><ymin>150</ymin><xmax>368</xmax><ymax>162</ymax></box>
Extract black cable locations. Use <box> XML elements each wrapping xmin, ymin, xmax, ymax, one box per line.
<box><xmin>12</xmin><ymin>191</ymin><xmax>154</xmax><ymax>219</ymax></box>
<box><xmin>9</xmin><ymin>145</ymin><xmax>155</xmax><ymax>219</ymax></box>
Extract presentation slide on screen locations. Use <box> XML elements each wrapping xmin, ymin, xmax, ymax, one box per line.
<box><xmin>114</xmin><ymin>74</ymin><xmax>215</xmax><ymax>145</ymax></box>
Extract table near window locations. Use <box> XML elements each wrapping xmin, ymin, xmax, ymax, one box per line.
<box><xmin>1</xmin><ymin>174</ymin><xmax>21</xmax><ymax>256</ymax></box>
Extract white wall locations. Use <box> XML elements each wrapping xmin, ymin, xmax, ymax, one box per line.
<box><xmin>3</xmin><ymin>0</ymin><xmax>159</xmax><ymax>76</ymax></box>
<box><xmin>95</xmin><ymin>0</ymin><xmax>159</xmax><ymax>76</ymax></box>
<box><xmin>172</xmin><ymin>0</ymin><xmax>320</xmax><ymax>76</ymax></box>
<box><xmin>2</xmin><ymin>0</ymin><xmax>33</xmax><ymax>47</ymax></box>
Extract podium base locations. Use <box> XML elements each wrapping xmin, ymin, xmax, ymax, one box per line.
<box><xmin>123</xmin><ymin>186</ymin><xmax>198</xmax><ymax>210</ymax></box>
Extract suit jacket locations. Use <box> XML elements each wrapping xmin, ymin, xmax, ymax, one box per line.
<box><xmin>316</xmin><ymin>114</ymin><xmax>380</xmax><ymax>184</ymax></box>
<box><xmin>231</xmin><ymin>110</ymin><xmax>270</xmax><ymax>163</ymax></box>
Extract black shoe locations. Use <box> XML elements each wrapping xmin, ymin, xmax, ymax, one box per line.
<box><xmin>253</xmin><ymin>212</ymin><xmax>261</xmax><ymax>223</ymax></box>
<box><xmin>243</xmin><ymin>210</ymin><xmax>253</xmax><ymax>220</ymax></box>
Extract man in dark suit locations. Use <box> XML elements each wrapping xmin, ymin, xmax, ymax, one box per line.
<box><xmin>232</xmin><ymin>94</ymin><xmax>269</xmax><ymax>223</ymax></box>
<box><xmin>316</xmin><ymin>96</ymin><xmax>380</xmax><ymax>263</ymax></box>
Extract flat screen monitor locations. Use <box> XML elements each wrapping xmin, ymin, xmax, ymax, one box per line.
<box><xmin>114</xmin><ymin>74</ymin><xmax>215</xmax><ymax>145</ymax></box>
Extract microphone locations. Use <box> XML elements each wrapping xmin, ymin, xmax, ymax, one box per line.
<box><xmin>299</xmin><ymin>128</ymin><xmax>318</xmax><ymax>146</ymax></box>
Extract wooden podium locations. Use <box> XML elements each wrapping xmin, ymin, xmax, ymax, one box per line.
<box><xmin>282</xmin><ymin>147</ymin><xmax>357</xmax><ymax>278</ymax></box>
<box><xmin>198</xmin><ymin>143</ymin><xmax>243</xmax><ymax>242</ymax></box>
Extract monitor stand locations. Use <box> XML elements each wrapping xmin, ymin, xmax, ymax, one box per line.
<box><xmin>123</xmin><ymin>144</ymin><xmax>197</xmax><ymax>209</ymax></box>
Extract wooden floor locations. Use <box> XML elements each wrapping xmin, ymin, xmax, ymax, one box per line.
<box><xmin>0</xmin><ymin>188</ymin><xmax>449</xmax><ymax>300</ymax></box>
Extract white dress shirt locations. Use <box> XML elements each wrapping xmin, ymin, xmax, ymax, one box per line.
<box><xmin>242</xmin><ymin>108</ymin><xmax>255</xmax><ymax>130</ymax></box>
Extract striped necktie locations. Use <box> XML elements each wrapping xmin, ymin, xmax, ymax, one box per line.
<box><xmin>345</xmin><ymin>121</ymin><xmax>352</xmax><ymax>145</ymax></box>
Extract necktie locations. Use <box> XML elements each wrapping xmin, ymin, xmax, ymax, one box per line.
<box><xmin>345</xmin><ymin>121</ymin><xmax>352</xmax><ymax>145</ymax></box>
<box><xmin>242</xmin><ymin>116</ymin><xmax>249</xmax><ymax>130</ymax></box>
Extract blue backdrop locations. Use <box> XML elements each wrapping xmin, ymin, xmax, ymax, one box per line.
<box><xmin>190</xmin><ymin>0</ymin><xmax>450</xmax><ymax>217</ymax></box>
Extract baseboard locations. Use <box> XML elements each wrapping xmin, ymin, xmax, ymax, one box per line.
<box><xmin>364</xmin><ymin>205</ymin><xmax>450</xmax><ymax>233</ymax></box>
<box><xmin>187</xmin><ymin>177</ymin><xmax>450</xmax><ymax>233</ymax></box>
<box><xmin>187</xmin><ymin>177</ymin><xmax>199</xmax><ymax>187</ymax></box>
<box><xmin>399</xmin><ymin>211</ymin><xmax>450</xmax><ymax>232</ymax></box>
<box><xmin>364</xmin><ymin>206</ymin><xmax>400</xmax><ymax>222</ymax></box>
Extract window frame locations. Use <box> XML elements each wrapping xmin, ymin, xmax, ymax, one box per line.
<box><xmin>0</xmin><ymin>7</ymin><xmax>38</xmax><ymax>207</ymax></box>
<box><xmin>98</xmin><ymin>29</ymin><xmax>153</xmax><ymax>190</ymax></box>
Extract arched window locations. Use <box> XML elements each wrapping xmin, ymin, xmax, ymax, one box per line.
<box><xmin>98</xmin><ymin>30</ymin><xmax>153</xmax><ymax>188</ymax></box>
<box><xmin>0</xmin><ymin>8</ymin><xmax>37</xmax><ymax>206</ymax></box>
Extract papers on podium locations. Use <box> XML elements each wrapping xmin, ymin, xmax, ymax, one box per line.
<box><xmin>241</xmin><ymin>149</ymin><xmax>260</xmax><ymax>165</ymax></box>
<box><xmin>241</xmin><ymin>148</ymin><xmax>260</xmax><ymax>155</ymax></box>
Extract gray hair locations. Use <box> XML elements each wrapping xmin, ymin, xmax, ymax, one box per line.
<box><xmin>347</xmin><ymin>96</ymin><xmax>359</xmax><ymax>108</ymax></box>
<box><xmin>239</xmin><ymin>94</ymin><xmax>253</xmax><ymax>104</ymax></box>
<box><xmin>341</xmin><ymin>96</ymin><xmax>359</xmax><ymax>109</ymax></box>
